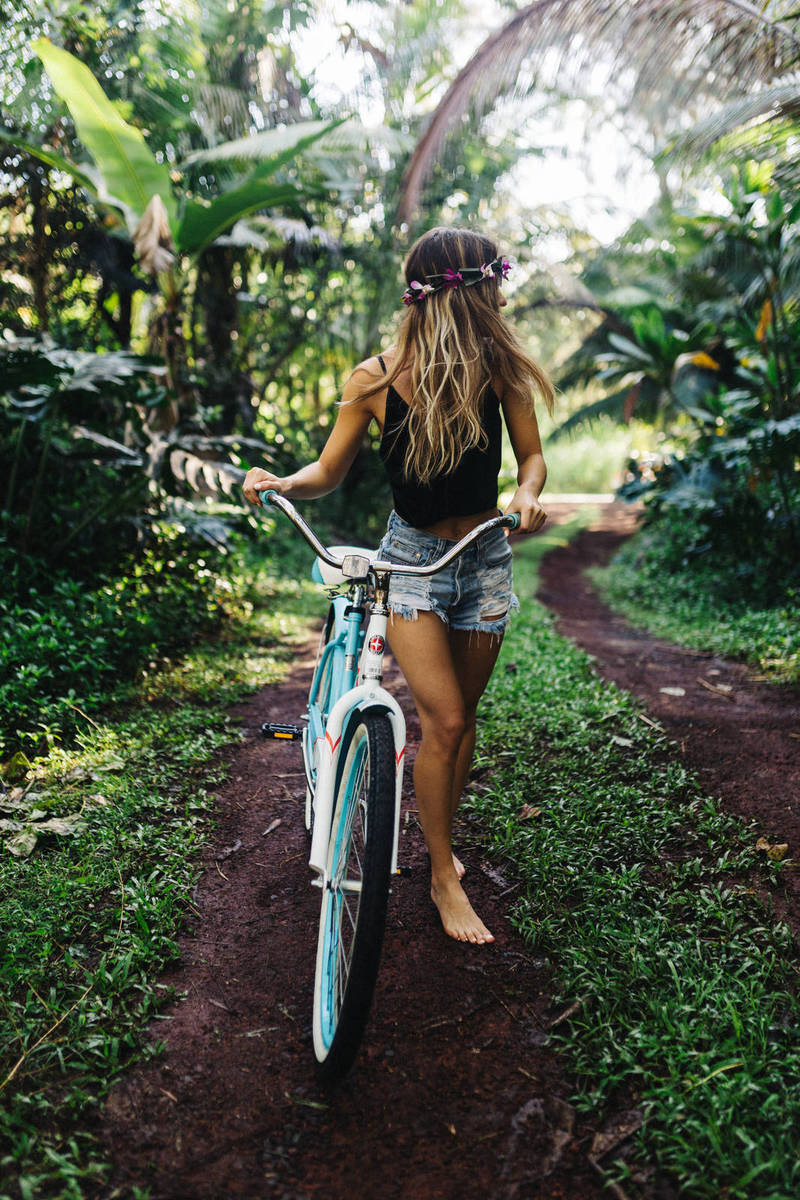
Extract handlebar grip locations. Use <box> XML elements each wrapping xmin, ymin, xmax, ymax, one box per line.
<box><xmin>504</xmin><ymin>512</ymin><xmax>521</xmax><ymax>530</ymax></box>
<box><xmin>263</xmin><ymin>489</ymin><xmax>278</xmax><ymax>505</ymax></box>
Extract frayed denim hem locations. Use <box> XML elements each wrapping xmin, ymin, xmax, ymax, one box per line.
<box><xmin>389</xmin><ymin>591</ymin><xmax>520</xmax><ymax>640</ymax></box>
<box><xmin>388</xmin><ymin>602</ymin><xmax>448</xmax><ymax>625</ymax></box>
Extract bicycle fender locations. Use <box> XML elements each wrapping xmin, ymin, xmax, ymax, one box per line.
<box><xmin>309</xmin><ymin>685</ymin><xmax>406</xmax><ymax>879</ymax></box>
<box><xmin>342</xmin><ymin>698</ymin><xmax>406</xmax><ymax>876</ymax></box>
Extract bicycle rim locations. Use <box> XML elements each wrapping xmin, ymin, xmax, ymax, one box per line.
<box><xmin>313</xmin><ymin>710</ymin><xmax>395</xmax><ymax>1080</ymax></box>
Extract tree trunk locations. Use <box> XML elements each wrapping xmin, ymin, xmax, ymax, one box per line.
<box><xmin>196</xmin><ymin>244</ymin><xmax>244</xmax><ymax>433</ymax></box>
<box><xmin>28</xmin><ymin>168</ymin><xmax>50</xmax><ymax>332</ymax></box>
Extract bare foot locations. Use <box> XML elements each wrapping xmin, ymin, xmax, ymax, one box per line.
<box><xmin>431</xmin><ymin>873</ymin><xmax>494</xmax><ymax>944</ymax></box>
<box><xmin>452</xmin><ymin>852</ymin><xmax>465</xmax><ymax>879</ymax></box>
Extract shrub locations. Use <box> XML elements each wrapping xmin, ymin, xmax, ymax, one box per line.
<box><xmin>1</xmin><ymin>527</ymin><xmax>229</xmax><ymax>757</ymax></box>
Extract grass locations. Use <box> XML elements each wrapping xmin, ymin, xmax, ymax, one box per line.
<box><xmin>589</xmin><ymin>533</ymin><xmax>800</xmax><ymax>684</ymax></box>
<box><xmin>468</xmin><ymin>523</ymin><xmax>800</xmax><ymax>1198</ymax></box>
<box><xmin>0</xmin><ymin>538</ymin><xmax>320</xmax><ymax>1200</ymax></box>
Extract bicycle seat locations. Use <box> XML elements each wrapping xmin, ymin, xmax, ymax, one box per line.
<box><xmin>312</xmin><ymin>545</ymin><xmax>378</xmax><ymax>586</ymax></box>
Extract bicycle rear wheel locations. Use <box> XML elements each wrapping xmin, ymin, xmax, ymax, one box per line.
<box><xmin>312</xmin><ymin>709</ymin><xmax>395</xmax><ymax>1081</ymax></box>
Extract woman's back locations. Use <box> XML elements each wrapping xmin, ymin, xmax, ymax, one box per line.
<box><xmin>378</xmin><ymin>363</ymin><xmax>502</xmax><ymax>531</ymax></box>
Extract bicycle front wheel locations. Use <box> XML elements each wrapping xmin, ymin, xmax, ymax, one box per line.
<box><xmin>312</xmin><ymin>709</ymin><xmax>395</xmax><ymax>1081</ymax></box>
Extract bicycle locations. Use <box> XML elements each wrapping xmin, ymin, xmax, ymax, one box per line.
<box><xmin>260</xmin><ymin>490</ymin><xmax>520</xmax><ymax>1080</ymax></box>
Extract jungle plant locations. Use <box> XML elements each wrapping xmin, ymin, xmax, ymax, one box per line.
<box><xmin>396</xmin><ymin>0</ymin><xmax>800</xmax><ymax>223</ymax></box>
<box><xmin>1</xmin><ymin>41</ymin><xmax>346</xmax><ymax>407</ymax></box>
<box><xmin>551</xmin><ymin>305</ymin><xmax>722</xmax><ymax>436</ymax></box>
<box><xmin>0</xmin><ymin>336</ymin><xmax>275</xmax><ymax>568</ymax></box>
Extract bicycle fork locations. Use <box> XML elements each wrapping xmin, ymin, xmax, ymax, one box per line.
<box><xmin>308</xmin><ymin>581</ymin><xmax>406</xmax><ymax>882</ymax></box>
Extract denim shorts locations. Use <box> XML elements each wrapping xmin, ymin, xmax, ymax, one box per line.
<box><xmin>375</xmin><ymin>511</ymin><xmax>519</xmax><ymax>636</ymax></box>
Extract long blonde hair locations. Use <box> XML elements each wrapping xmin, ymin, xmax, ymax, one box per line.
<box><xmin>360</xmin><ymin>226</ymin><xmax>554</xmax><ymax>485</ymax></box>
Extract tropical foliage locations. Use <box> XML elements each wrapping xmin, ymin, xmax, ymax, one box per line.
<box><xmin>1</xmin><ymin>0</ymin><xmax>527</xmax><ymax>760</ymax></box>
<box><xmin>549</xmin><ymin>166</ymin><xmax>800</xmax><ymax>595</ymax></box>
<box><xmin>2</xmin><ymin>0</ymin><xmax>799</xmax><ymax>768</ymax></box>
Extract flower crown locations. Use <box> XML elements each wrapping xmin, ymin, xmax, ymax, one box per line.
<box><xmin>402</xmin><ymin>256</ymin><xmax>511</xmax><ymax>306</ymax></box>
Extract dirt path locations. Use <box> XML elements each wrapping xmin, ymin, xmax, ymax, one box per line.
<box><xmin>99</xmin><ymin>641</ymin><xmax>605</xmax><ymax>1199</ymax></box>
<box><xmin>98</xmin><ymin>501</ymin><xmax>800</xmax><ymax>1199</ymax></box>
<box><xmin>539</xmin><ymin>501</ymin><xmax>800</xmax><ymax>933</ymax></box>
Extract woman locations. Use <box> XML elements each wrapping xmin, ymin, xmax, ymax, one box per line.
<box><xmin>243</xmin><ymin>226</ymin><xmax>552</xmax><ymax>945</ymax></box>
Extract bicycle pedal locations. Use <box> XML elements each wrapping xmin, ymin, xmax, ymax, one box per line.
<box><xmin>261</xmin><ymin>722</ymin><xmax>303</xmax><ymax>741</ymax></box>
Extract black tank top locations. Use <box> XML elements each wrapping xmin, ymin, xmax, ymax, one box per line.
<box><xmin>376</xmin><ymin>356</ymin><xmax>502</xmax><ymax>529</ymax></box>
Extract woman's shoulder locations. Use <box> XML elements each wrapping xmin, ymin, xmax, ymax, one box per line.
<box><xmin>340</xmin><ymin>353</ymin><xmax>392</xmax><ymax>418</ymax></box>
<box><xmin>349</xmin><ymin>353</ymin><xmax>389</xmax><ymax>386</ymax></box>
<box><xmin>346</xmin><ymin>348</ymin><xmax>400</xmax><ymax>394</ymax></box>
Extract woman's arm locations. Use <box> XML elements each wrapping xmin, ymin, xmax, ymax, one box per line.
<box><xmin>243</xmin><ymin>365</ymin><xmax>381</xmax><ymax>507</ymax></box>
<box><xmin>500</xmin><ymin>389</ymin><xmax>548</xmax><ymax>533</ymax></box>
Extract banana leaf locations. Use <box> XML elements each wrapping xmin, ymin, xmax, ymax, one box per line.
<box><xmin>176</xmin><ymin>119</ymin><xmax>344</xmax><ymax>255</ymax></box>
<box><xmin>181</xmin><ymin>119</ymin><xmax>339</xmax><ymax>166</ymax></box>
<box><xmin>177</xmin><ymin>181</ymin><xmax>321</xmax><ymax>256</ymax></box>
<box><xmin>32</xmin><ymin>39</ymin><xmax>177</xmax><ymax>235</ymax></box>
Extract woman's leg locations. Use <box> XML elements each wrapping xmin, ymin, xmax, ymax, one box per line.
<box><xmin>386</xmin><ymin>613</ymin><xmax>502</xmax><ymax>944</ymax></box>
<box><xmin>447</xmin><ymin>628</ymin><xmax>504</xmax><ymax>874</ymax></box>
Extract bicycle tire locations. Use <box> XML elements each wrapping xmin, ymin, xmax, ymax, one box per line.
<box><xmin>312</xmin><ymin>709</ymin><xmax>395</xmax><ymax>1081</ymax></box>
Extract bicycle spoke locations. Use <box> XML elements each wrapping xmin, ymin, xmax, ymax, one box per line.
<box><xmin>342</xmin><ymin>893</ymin><xmax>358</xmax><ymax>934</ymax></box>
<box><xmin>337</xmin><ymin>934</ymin><xmax>348</xmax><ymax>1007</ymax></box>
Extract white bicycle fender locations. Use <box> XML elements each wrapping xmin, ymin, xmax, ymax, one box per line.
<box><xmin>308</xmin><ymin>684</ymin><xmax>406</xmax><ymax>878</ymax></box>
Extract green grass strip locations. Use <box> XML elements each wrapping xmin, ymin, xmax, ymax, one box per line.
<box><xmin>469</xmin><ymin>522</ymin><xmax>800</xmax><ymax>1199</ymax></box>
<box><xmin>589</xmin><ymin>535</ymin><xmax>800</xmax><ymax>684</ymax></box>
<box><xmin>0</xmin><ymin>554</ymin><xmax>318</xmax><ymax>1200</ymax></box>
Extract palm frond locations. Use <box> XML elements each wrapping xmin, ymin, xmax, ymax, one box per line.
<box><xmin>148</xmin><ymin>433</ymin><xmax>274</xmax><ymax>501</ymax></box>
<box><xmin>195</xmin><ymin>83</ymin><xmax>253</xmax><ymax>142</ymax></box>
<box><xmin>661</xmin><ymin>74</ymin><xmax>800</xmax><ymax>158</ymax></box>
<box><xmin>167</xmin><ymin>447</ymin><xmax>245</xmax><ymax>498</ymax></box>
<box><xmin>397</xmin><ymin>0</ymin><xmax>800</xmax><ymax>223</ymax></box>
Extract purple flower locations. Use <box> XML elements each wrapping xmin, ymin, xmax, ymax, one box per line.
<box><xmin>480</xmin><ymin>262</ymin><xmax>495</xmax><ymax>278</ymax></box>
<box><xmin>500</xmin><ymin>258</ymin><xmax>511</xmax><ymax>279</ymax></box>
<box><xmin>402</xmin><ymin>280</ymin><xmax>424</xmax><ymax>305</ymax></box>
<box><xmin>403</xmin><ymin>280</ymin><xmax>434</xmax><ymax>305</ymax></box>
<box><xmin>443</xmin><ymin>269</ymin><xmax>463</xmax><ymax>288</ymax></box>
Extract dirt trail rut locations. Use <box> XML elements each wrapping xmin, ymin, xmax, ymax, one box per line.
<box><xmin>538</xmin><ymin>501</ymin><xmax>800</xmax><ymax>933</ymax></box>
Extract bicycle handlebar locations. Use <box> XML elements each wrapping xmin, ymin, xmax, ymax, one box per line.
<box><xmin>262</xmin><ymin>490</ymin><xmax>520</xmax><ymax>577</ymax></box>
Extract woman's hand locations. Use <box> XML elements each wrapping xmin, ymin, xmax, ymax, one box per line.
<box><xmin>507</xmin><ymin>485</ymin><xmax>547</xmax><ymax>533</ymax></box>
<box><xmin>242</xmin><ymin>467</ymin><xmax>290</xmax><ymax>508</ymax></box>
